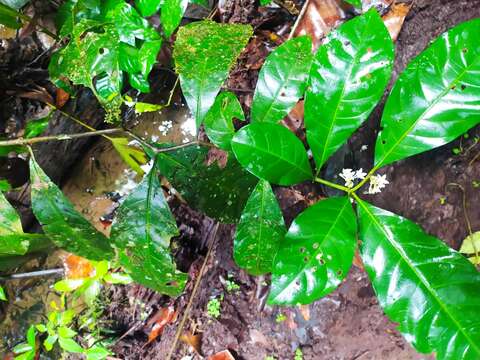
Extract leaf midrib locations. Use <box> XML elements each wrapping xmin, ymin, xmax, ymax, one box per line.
<box><xmin>235</xmin><ymin>135</ymin><xmax>312</xmax><ymax>179</ymax></box>
<box><xmin>376</xmin><ymin>48</ymin><xmax>480</xmax><ymax>167</ymax></box>
<box><xmin>359</xmin><ymin>200</ymin><xmax>480</xmax><ymax>355</ymax></box>
<box><xmin>271</xmin><ymin>198</ymin><xmax>350</xmax><ymax>302</ymax></box>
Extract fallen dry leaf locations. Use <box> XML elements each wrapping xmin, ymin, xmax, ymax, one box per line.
<box><xmin>180</xmin><ymin>332</ymin><xmax>202</xmax><ymax>354</ymax></box>
<box><xmin>208</xmin><ymin>350</ymin><xmax>235</xmax><ymax>360</ymax></box>
<box><xmin>64</xmin><ymin>254</ymin><xmax>95</xmax><ymax>279</ymax></box>
<box><xmin>299</xmin><ymin>304</ymin><xmax>310</xmax><ymax>321</ymax></box>
<box><xmin>292</xmin><ymin>0</ymin><xmax>346</xmax><ymax>50</ymax></box>
<box><xmin>146</xmin><ymin>305</ymin><xmax>177</xmax><ymax>343</ymax></box>
<box><xmin>382</xmin><ymin>2</ymin><xmax>412</xmax><ymax>41</ymax></box>
<box><xmin>55</xmin><ymin>88</ymin><xmax>70</xmax><ymax>108</ymax></box>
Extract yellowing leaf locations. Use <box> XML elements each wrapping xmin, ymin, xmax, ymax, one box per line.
<box><xmin>110</xmin><ymin>137</ymin><xmax>147</xmax><ymax>176</ymax></box>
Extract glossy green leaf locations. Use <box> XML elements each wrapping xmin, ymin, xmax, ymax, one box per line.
<box><xmin>344</xmin><ymin>0</ymin><xmax>361</xmax><ymax>7</ymax></box>
<box><xmin>0</xmin><ymin>285</ymin><xmax>7</xmax><ymax>301</ymax></box>
<box><xmin>29</xmin><ymin>157</ymin><xmax>113</xmax><ymax>260</ymax></box>
<box><xmin>110</xmin><ymin>165</ymin><xmax>187</xmax><ymax>297</ymax></box>
<box><xmin>58</xmin><ymin>337</ymin><xmax>84</xmax><ymax>353</ymax></box>
<box><xmin>375</xmin><ymin>18</ymin><xmax>480</xmax><ymax>168</ymax></box>
<box><xmin>161</xmin><ymin>0</ymin><xmax>188</xmax><ymax>37</ymax></box>
<box><xmin>251</xmin><ymin>36</ymin><xmax>312</xmax><ymax>124</ymax></box>
<box><xmin>0</xmin><ymin>191</ymin><xmax>46</xmax><ymax>255</ymax></box>
<box><xmin>103</xmin><ymin>272</ymin><xmax>132</xmax><ymax>284</ymax></box>
<box><xmin>25</xmin><ymin>113</ymin><xmax>51</xmax><ymax>139</ymax></box>
<box><xmin>357</xmin><ymin>199</ymin><xmax>480</xmax><ymax>359</ymax></box>
<box><xmin>268</xmin><ymin>196</ymin><xmax>356</xmax><ymax>305</ymax></box>
<box><xmin>56</xmin><ymin>0</ymin><xmax>102</xmax><ymax>36</ymax></box>
<box><xmin>50</xmin><ymin>0</ymin><xmax>162</xmax><ymax>122</ymax></box>
<box><xmin>305</xmin><ymin>8</ymin><xmax>394</xmax><ymax>169</ymax></box>
<box><xmin>234</xmin><ymin>180</ymin><xmax>286</xmax><ymax>275</ymax></box>
<box><xmin>231</xmin><ymin>122</ymin><xmax>312</xmax><ymax>185</ymax></box>
<box><xmin>85</xmin><ymin>345</ymin><xmax>111</xmax><ymax>360</ymax></box>
<box><xmin>0</xmin><ymin>2</ymin><xmax>23</xmax><ymax>28</ymax></box>
<box><xmin>204</xmin><ymin>92</ymin><xmax>245</xmax><ymax>150</ymax></box>
<box><xmin>0</xmin><ymin>0</ymin><xmax>29</xmax><ymax>10</ymax></box>
<box><xmin>155</xmin><ymin>145</ymin><xmax>258</xmax><ymax>223</ymax></box>
<box><xmin>174</xmin><ymin>20</ymin><xmax>252</xmax><ymax>128</ymax></box>
<box><xmin>135</xmin><ymin>0</ymin><xmax>161</xmax><ymax>17</ymax></box>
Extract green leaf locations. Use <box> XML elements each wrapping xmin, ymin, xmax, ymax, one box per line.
<box><xmin>375</xmin><ymin>18</ymin><xmax>480</xmax><ymax>168</ymax></box>
<box><xmin>29</xmin><ymin>157</ymin><xmax>113</xmax><ymax>260</ymax></box>
<box><xmin>111</xmin><ymin>165</ymin><xmax>187</xmax><ymax>297</ymax></box>
<box><xmin>58</xmin><ymin>337</ymin><xmax>84</xmax><ymax>353</ymax></box>
<box><xmin>234</xmin><ymin>180</ymin><xmax>286</xmax><ymax>275</ymax></box>
<box><xmin>204</xmin><ymin>92</ymin><xmax>245</xmax><ymax>150</ymax></box>
<box><xmin>0</xmin><ymin>286</ymin><xmax>6</xmax><ymax>301</ymax></box>
<box><xmin>155</xmin><ymin>145</ymin><xmax>258</xmax><ymax>223</ymax></box>
<box><xmin>50</xmin><ymin>0</ymin><xmax>162</xmax><ymax>122</ymax></box>
<box><xmin>54</xmin><ymin>279</ymin><xmax>86</xmax><ymax>292</ymax></box>
<box><xmin>357</xmin><ymin>199</ymin><xmax>480</xmax><ymax>359</ymax></box>
<box><xmin>268</xmin><ymin>197</ymin><xmax>356</xmax><ymax>305</ymax></box>
<box><xmin>55</xmin><ymin>0</ymin><xmax>102</xmax><ymax>37</ymax></box>
<box><xmin>58</xmin><ymin>327</ymin><xmax>77</xmax><ymax>339</ymax></box>
<box><xmin>81</xmin><ymin>279</ymin><xmax>101</xmax><ymax>306</ymax></box>
<box><xmin>0</xmin><ymin>191</ymin><xmax>47</xmax><ymax>256</ymax></box>
<box><xmin>0</xmin><ymin>0</ymin><xmax>29</xmax><ymax>10</ymax></box>
<box><xmin>305</xmin><ymin>8</ymin><xmax>394</xmax><ymax>169</ymax></box>
<box><xmin>25</xmin><ymin>113</ymin><xmax>51</xmax><ymax>139</ymax></box>
<box><xmin>174</xmin><ymin>20</ymin><xmax>253</xmax><ymax>128</ymax></box>
<box><xmin>85</xmin><ymin>345</ymin><xmax>111</xmax><ymax>360</ymax></box>
<box><xmin>0</xmin><ymin>180</ymin><xmax>11</xmax><ymax>191</ymax></box>
<box><xmin>251</xmin><ymin>36</ymin><xmax>312</xmax><ymax>124</ymax></box>
<box><xmin>0</xmin><ymin>2</ymin><xmax>23</xmax><ymax>29</ymax></box>
<box><xmin>13</xmin><ymin>343</ymin><xmax>33</xmax><ymax>354</ymax></box>
<box><xmin>260</xmin><ymin>0</ymin><xmax>272</xmax><ymax>5</ymax></box>
<box><xmin>135</xmin><ymin>0</ymin><xmax>161</xmax><ymax>17</ymax></box>
<box><xmin>344</xmin><ymin>0</ymin><xmax>361</xmax><ymax>7</ymax></box>
<box><xmin>103</xmin><ymin>272</ymin><xmax>133</xmax><ymax>284</ymax></box>
<box><xmin>43</xmin><ymin>334</ymin><xmax>58</xmax><ymax>351</ymax></box>
<box><xmin>35</xmin><ymin>324</ymin><xmax>47</xmax><ymax>333</ymax></box>
<box><xmin>231</xmin><ymin>122</ymin><xmax>312</xmax><ymax>185</ymax></box>
<box><xmin>161</xmin><ymin>0</ymin><xmax>188</xmax><ymax>37</ymax></box>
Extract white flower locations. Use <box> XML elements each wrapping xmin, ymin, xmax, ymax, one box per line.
<box><xmin>339</xmin><ymin>168</ymin><xmax>356</xmax><ymax>188</ymax></box>
<box><xmin>355</xmin><ymin>168</ymin><xmax>367</xmax><ymax>180</ymax></box>
<box><xmin>366</xmin><ymin>174</ymin><xmax>389</xmax><ymax>194</ymax></box>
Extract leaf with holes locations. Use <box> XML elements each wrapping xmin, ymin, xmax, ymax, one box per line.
<box><xmin>375</xmin><ymin>18</ymin><xmax>480</xmax><ymax>168</ymax></box>
<box><xmin>29</xmin><ymin>156</ymin><xmax>113</xmax><ymax>260</ymax></box>
<box><xmin>357</xmin><ymin>199</ymin><xmax>480</xmax><ymax>359</ymax></box>
<box><xmin>231</xmin><ymin>122</ymin><xmax>312</xmax><ymax>185</ymax></box>
<box><xmin>49</xmin><ymin>0</ymin><xmax>162</xmax><ymax>122</ymax></box>
<box><xmin>204</xmin><ymin>92</ymin><xmax>245</xmax><ymax>151</ymax></box>
<box><xmin>305</xmin><ymin>8</ymin><xmax>394</xmax><ymax>169</ymax></box>
<box><xmin>111</xmin><ymin>164</ymin><xmax>187</xmax><ymax>296</ymax></box>
<box><xmin>251</xmin><ymin>36</ymin><xmax>312</xmax><ymax>124</ymax></box>
<box><xmin>155</xmin><ymin>145</ymin><xmax>258</xmax><ymax>223</ymax></box>
<box><xmin>0</xmin><ymin>192</ymin><xmax>46</xmax><ymax>255</ymax></box>
<box><xmin>174</xmin><ymin>20</ymin><xmax>252</xmax><ymax>128</ymax></box>
<box><xmin>268</xmin><ymin>196</ymin><xmax>356</xmax><ymax>305</ymax></box>
<box><xmin>234</xmin><ymin>180</ymin><xmax>286</xmax><ymax>275</ymax></box>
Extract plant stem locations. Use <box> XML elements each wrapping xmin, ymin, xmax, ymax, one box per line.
<box><xmin>155</xmin><ymin>141</ymin><xmax>214</xmax><ymax>153</ymax></box>
<box><xmin>350</xmin><ymin>165</ymin><xmax>379</xmax><ymax>193</ymax></box>
<box><xmin>0</xmin><ymin>128</ymin><xmax>123</xmax><ymax>147</ymax></box>
<box><xmin>314</xmin><ymin>177</ymin><xmax>350</xmax><ymax>193</ymax></box>
<box><xmin>0</xmin><ymin>268</ymin><xmax>64</xmax><ymax>281</ymax></box>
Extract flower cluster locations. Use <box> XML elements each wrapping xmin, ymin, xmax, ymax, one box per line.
<box><xmin>366</xmin><ymin>174</ymin><xmax>389</xmax><ymax>194</ymax></box>
<box><xmin>339</xmin><ymin>168</ymin><xmax>366</xmax><ymax>188</ymax></box>
<box><xmin>338</xmin><ymin>168</ymin><xmax>389</xmax><ymax>194</ymax></box>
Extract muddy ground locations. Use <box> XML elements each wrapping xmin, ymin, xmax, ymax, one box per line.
<box><xmin>1</xmin><ymin>0</ymin><xmax>480</xmax><ymax>359</ymax></box>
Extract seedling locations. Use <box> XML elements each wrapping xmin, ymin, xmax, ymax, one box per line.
<box><xmin>207</xmin><ymin>296</ymin><xmax>223</xmax><ymax>319</ymax></box>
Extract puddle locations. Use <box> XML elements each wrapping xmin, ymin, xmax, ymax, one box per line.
<box><xmin>0</xmin><ymin>103</ymin><xmax>195</xmax><ymax>353</ymax></box>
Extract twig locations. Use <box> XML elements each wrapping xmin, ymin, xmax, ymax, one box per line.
<box><xmin>165</xmin><ymin>223</ymin><xmax>220</xmax><ymax>360</ymax></box>
<box><xmin>0</xmin><ymin>128</ymin><xmax>122</xmax><ymax>147</ymax></box>
<box><xmin>155</xmin><ymin>141</ymin><xmax>214</xmax><ymax>153</ymax></box>
<box><xmin>0</xmin><ymin>268</ymin><xmax>64</xmax><ymax>281</ymax></box>
<box><xmin>288</xmin><ymin>0</ymin><xmax>310</xmax><ymax>39</ymax></box>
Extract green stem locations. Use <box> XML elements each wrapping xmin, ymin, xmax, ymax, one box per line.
<box><xmin>314</xmin><ymin>177</ymin><xmax>350</xmax><ymax>193</ymax></box>
<box><xmin>0</xmin><ymin>128</ymin><xmax>122</xmax><ymax>147</ymax></box>
<box><xmin>350</xmin><ymin>165</ymin><xmax>379</xmax><ymax>193</ymax></box>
